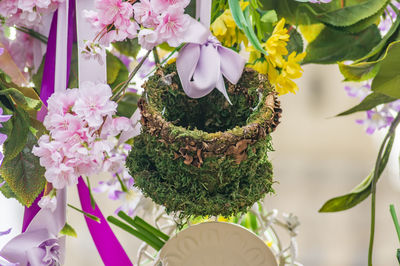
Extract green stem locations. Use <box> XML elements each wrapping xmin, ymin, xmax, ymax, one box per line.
<box><xmin>143</xmin><ymin>43</ymin><xmax>185</xmax><ymax>79</ymax></box>
<box><xmin>153</xmin><ymin>48</ymin><xmax>160</xmax><ymax>65</ymax></box>
<box><xmin>117</xmin><ymin>212</ymin><xmax>166</xmax><ymax>247</ymax></box>
<box><xmin>368</xmin><ymin>111</ymin><xmax>400</xmax><ymax>266</ymax></box>
<box><xmin>111</xmin><ymin>49</ymin><xmax>152</xmax><ymax>101</ymax></box>
<box><xmin>115</xmin><ymin>173</ymin><xmax>129</xmax><ymax>193</ymax></box>
<box><xmin>14</xmin><ymin>26</ymin><xmax>48</xmax><ymax>44</ymax></box>
<box><xmin>86</xmin><ymin>176</ymin><xmax>96</xmax><ymax>210</ymax></box>
<box><xmin>107</xmin><ymin>216</ymin><xmax>163</xmax><ymax>251</ymax></box>
<box><xmin>133</xmin><ymin>216</ymin><xmax>170</xmax><ymax>241</ymax></box>
<box><xmin>390</xmin><ymin>204</ymin><xmax>400</xmax><ymax>244</ymax></box>
<box><xmin>67</xmin><ymin>204</ymin><xmax>100</xmax><ymax>223</ymax></box>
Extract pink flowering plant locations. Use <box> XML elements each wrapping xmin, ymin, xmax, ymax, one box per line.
<box><xmin>32</xmin><ymin>82</ymin><xmax>132</xmax><ymax>191</ymax></box>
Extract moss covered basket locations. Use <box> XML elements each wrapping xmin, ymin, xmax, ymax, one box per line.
<box><xmin>126</xmin><ymin>63</ymin><xmax>282</xmax><ymax>218</ymax></box>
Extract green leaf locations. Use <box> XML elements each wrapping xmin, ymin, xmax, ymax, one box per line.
<box><xmin>1</xmin><ymin>108</ymin><xmax>29</xmax><ymax>162</ymax></box>
<box><xmin>337</xmin><ymin>93</ymin><xmax>396</xmax><ymax>116</ymax></box>
<box><xmin>319</xmin><ymin>135</ymin><xmax>395</xmax><ymax>212</ymax></box>
<box><xmin>112</xmin><ymin>38</ymin><xmax>141</xmax><ymax>59</ymax></box>
<box><xmin>314</xmin><ymin>0</ymin><xmax>390</xmax><ymax>28</ymax></box>
<box><xmin>117</xmin><ymin>92</ymin><xmax>139</xmax><ymax>118</ymax></box>
<box><xmin>0</xmin><ymin>175</ymin><xmax>18</xmax><ymax>201</ymax></box>
<box><xmin>338</xmin><ymin>15</ymin><xmax>400</xmax><ymax>81</ymax></box>
<box><xmin>60</xmin><ymin>223</ymin><xmax>78</xmax><ymax>238</ymax></box>
<box><xmin>259</xmin><ymin>0</ymin><xmax>318</xmax><ymax>25</ymax></box>
<box><xmin>228</xmin><ymin>0</ymin><xmax>267</xmax><ymax>55</ymax></box>
<box><xmin>372</xmin><ymin>43</ymin><xmax>400</xmax><ymax>99</ymax></box>
<box><xmin>389</xmin><ymin>204</ymin><xmax>400</xmax><ymax>244</ymax></box>
<box><xmin>106</xmin><ymin>51</ymin><xmax>129</xmax><ymax>89</ymax></box>
<box><xmin>0</xmin><ymin>88</ymin><xmax>42</xmax><ymax>111</ymax></box>
<box><xmin>0</xmin><ymin>130</ymin><xmax>46</xmax><ymax>207</ymax></box>
<box><xmin>397</xmin><ymin>249</ymin><xmax>400</xmax><ymax>263</ymax></box>
<box><xmin>260</xmin><ymin>10</ymin><xmax>278</xmax><ymax>23</ymax></box>
<box><xmin>342</xmin><ymin>0</ymin><xmax>389</xmax><ymax>33</ymax></box>
<box><xmin>286</xmin><ymin>27</ymin><xmax>304</xmax><ymax>56</ymax></box>
<box><xmin>303</xmin><ymin>25</ymin><xmax>381</xmax><ymax>64</ymax></box>
<box><xmin>32</xmin><ymin>55</ymin><xmax>45</xmax><ymax>92</ymax></box>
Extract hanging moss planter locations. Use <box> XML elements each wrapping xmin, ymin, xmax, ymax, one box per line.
<box><xmin>126</xmin><ymin>63</ymin><xmax>281</xmax><ymax>218</ymax></box>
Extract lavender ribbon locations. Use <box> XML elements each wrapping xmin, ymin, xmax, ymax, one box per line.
<box><xmin>176</xmin><ymin>0</ymin><xmax>245</xmax><ymax>103</ymax></box>
<box><xmin>0</xmin><ymin>190</ymin><xmax>66</xmax><ymax>266</ymax></box>
<box><xmin>176</xmin><ymin>33</ymin><xmax>246</xmax><ymax>104</ymax></box>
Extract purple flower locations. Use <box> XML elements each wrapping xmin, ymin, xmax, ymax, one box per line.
<box><xmin>356</xmin><ymin>109</ymin><xmax>394</xmax><ymax>134</ymax></box>
<box><xmin>344</xmin><ymin>81</ymin><xmax>371</xmax><ymax>99</ymax></box>
<box><xmin>0</xmin><ymin>228</ymin><xmax>11</xmax><ymax>237</ymax></box>
<box><xmin>0</xmin><ymin>47</ymin><xmax>4</xmax><ymax>55</ymax></box>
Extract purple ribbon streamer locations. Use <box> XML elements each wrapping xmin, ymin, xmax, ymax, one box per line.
<box><xmin>22</xmin><ymin>12</ymin><xmax>58</xmax><ymax>232</ymax></box>
<box><xmin>23</xmin><ymin>0</ymin><xmax>75</xmax><ymax>232</ymax></box>
<box><xmin>77</xmin><ymin>177</ymin><xmax>133</xmax><ymax>266</ymax></box>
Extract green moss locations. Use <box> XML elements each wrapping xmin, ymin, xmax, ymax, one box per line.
<box><xmin>126</xmin><ymin>63</ymin><xmax>280</xmax><ymax>218</ymax></box>
<box><xmin>127</xmin><ymin>133</ymin><xmax>274</xmax><ymax>217</ymax></box>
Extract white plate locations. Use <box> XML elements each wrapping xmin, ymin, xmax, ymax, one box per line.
<box><xmin>159</xmin><ymin>222</ymin><xmax>278</xmax><ymax>266</ymax></box>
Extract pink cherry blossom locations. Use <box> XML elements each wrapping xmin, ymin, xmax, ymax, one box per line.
<box><xmin>34</xmin><ymin>85</ymin><xmax>134</xmax><ymax>190</ymax></box>
<box><xmin>138</xmin><ymin>28</ymin><xmax>159</xmax><ymax>50</ymax></box>
<box><xmin>156</xmin><ymin>6</ymin><xmax>190</xmax><ymax>47</ymax></box>
<box><xmin>45</xmin><ymin>163</ymin><xmax>78</xmax><ymax>189</ymax></box>
<box><xmin>133</xmin><ymin>0</ymin><xmax>158</xmax><ymax>28</ymax></box>
<box><xmin>0</xmin><ymin>0</ymin><xmax>64</xmax><ymax>26</ymax></box>
<box><xmin>46</xmin><ymin>88</ymin><xmax>78</xmax><ymax>116</ymax></box>
<box><xmin>73</xmin><ymin>82</ymin><xmax>117</xmax><ymax>128</ymax></box>
<box><xmin>151</xmin><ymin>0</ymin><xmax>190</xmax><ymax>13</ymax></box>
<box><xmin>38</xmin><ymin>195</ymin><xmax>57</xmax><ymax>212</ymax></box>
<box><xmin>84</xmin><ymin>0</ymin><xmax>138</xmax><ymax>44</ymax></box>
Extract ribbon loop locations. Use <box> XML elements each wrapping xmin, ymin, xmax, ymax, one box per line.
<box><xmin>177</xmin><ymin>34</ymin><xmax>246</xmax><ymax>104</ymax></box>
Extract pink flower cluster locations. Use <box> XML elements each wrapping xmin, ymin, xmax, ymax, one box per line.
<box><xmin>0</xmin><ymin>0</ymin><xmax>64</xmax><ymax>26</ymax></box>
<box><xmin>33</xmin><ymin>82</ymin><xmax>132</xmax><ymax>189</ymax></box>
<box><xmin>133</xmin><ymin>0</ymin><xmax>191</xmax><ymax>49</ymax></box>
<box><xmin>84</xmin><ymin>0</ymin><xmax>139</xmax><ymax>44</ymax></box>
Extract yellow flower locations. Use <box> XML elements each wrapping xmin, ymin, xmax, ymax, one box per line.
<box><xmin>265</xmin><ymin>18</ymin><xmax>290</xmax><ymax>68</ymax></box>
<box><xmin>210</xmin><ymin>1</ymin><xmax>249</xmax><ymax>47</ymax></box>
<box><xmin>282</xmin><ymin>51</ymin><xmax>306</xmax><ymax>79</ymax></box>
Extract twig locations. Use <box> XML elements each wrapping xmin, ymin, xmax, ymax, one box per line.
<box><xmin>111</xmin><ymin>49</ymin><xmax>152</xmax><ymax>101</ymax></box>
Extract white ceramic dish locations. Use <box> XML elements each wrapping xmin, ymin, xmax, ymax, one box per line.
<box><xmin>159</xmin><ymin>222</ymin><xmax>278</xmax><ymax>266</ymax></box>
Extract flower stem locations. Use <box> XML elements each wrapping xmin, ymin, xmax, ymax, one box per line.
<box><xmin>368</xmin><ymin>111</ymin><xmax>400</xmax><ymax>265</ymax></box>
<box><xmin>153</xmin><ymin>48</ymin><xmax>160</xmax><ymax>65</ymax></box>
<box><xmin>67</xmin><ymin>204</ymin><xmax>100</xmax><ymax>223</ymax></box>
<box><xmin>111</xmin><ymin>49</ymin><xmax>152</xmax><ymax>101</ymax></box>
<box><xmin>14</xmin><ymin>26</ymin><xmax>48</xmax><ymax>44</ymax></box>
